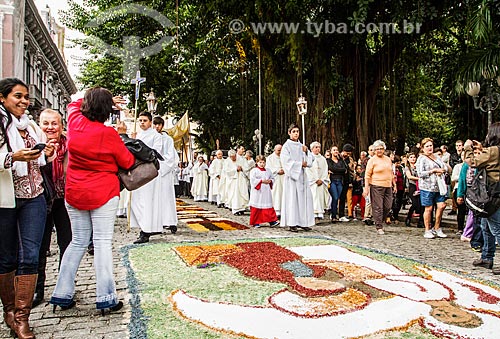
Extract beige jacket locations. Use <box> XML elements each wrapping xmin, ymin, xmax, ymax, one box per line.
<box><xmin>464</xmin><ymin>144</ymin><xmax>500</xmax><ymax>183</ymax></box>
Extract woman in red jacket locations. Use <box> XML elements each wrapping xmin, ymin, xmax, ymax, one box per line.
<box><xmin>50</xmin><ymin>87</ymin><xmax>135</xmax><ymax>315</ymax></box>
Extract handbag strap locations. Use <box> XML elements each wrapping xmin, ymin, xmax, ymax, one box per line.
<box><xmin>425</xmin><ymin>155</ymin><xmax>445</xmax><ymax>170</ymax></box>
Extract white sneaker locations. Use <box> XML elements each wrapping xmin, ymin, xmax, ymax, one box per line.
<box><xmin>377</xmin><ymin>228</ymin><xmax>385</xmax><ymax>235</ymax></box>
<box><xmin>339</xmin><ymin>216</ymin><xmax>350</xmax><ymax>222</ymax></box>
<box><xmin>424</xmin><ymin>230</ymin><xmax>436</xmax><ymax>239</ymax></box>
<box><xmin>434</xmin><ymin>228</ymin><xmax>447</xmax><ymax>238</ymax></box>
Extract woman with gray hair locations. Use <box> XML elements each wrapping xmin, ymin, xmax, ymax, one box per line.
<box><xmin>363</xmin><ymin>140</ymin><xmax>396</xmax><ymax>235</ymax></box>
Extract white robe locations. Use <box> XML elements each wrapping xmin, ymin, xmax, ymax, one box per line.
<box><xmin>159</xmin><ymin>132</ymin><xmax>178</xmax><ymax>226</ymax></box>
<box><xmin>219</xmin><ymin>158</ymin><xmax>229</xmax><ymax>206</ymax></box>
<box><xmin>208</xmin><ymin>157</ymin><xmax>223</xmax><ymax>203</ymax></box>
<box><xmin>244</xmin><ymin>157</ymin><xmax>256</xmax><ymax>193</ymax></box>
<box><xmin>266</xmin><ymin>152</ymin><xmax>284</xmax><ymax>215</ymax></box>
<box><xmin>306</xmin><ymin>154</ymin><xmax>330</xmax><ymax>218</ymax></box>
<box><xmin>191</xmin><ymin>162</ymin><xmax>209</xmax><ymax>201</ymax></box>
<box><xmin>130</xmin><ymin>127</ymin><xmax>164</xmax><ymax>233</ymax></box>
<box><xmin>225</xmin><ymin>157</ymin><xmax>250</xmax><ymax>213</ymax></box>
<box><xmin>280</xmin><ymin>139</ymin><xmax>315</xmax><ymax>227</ymax></box>
<box><xmin>249</xmin><ymin>167</ymin><xmax>274</xmax><ymax>209</ymax></box>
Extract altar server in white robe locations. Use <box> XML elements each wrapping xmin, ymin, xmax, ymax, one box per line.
<box><xmin>225</xmin><ymin>150</ymin><xmax>250</xmax><ymax>215</ymax></box>
<box><xmin>130</xmin><ymin>112</ymin><xmax>164</xmax><ymax>244</ymax></box>
<box><xmin>191</xmin><ymin>156</ymin><xmax>209</xmax><ymax>201</ymax></box>
<box><xmin>280</xmin><ymin>124</ymin><xmax>315</xmax><ymax>232</ymax></box>
<box><xmin>244</xmin><ymin>150</ymin><xmax>256</xmax><ymax>193</ymax></box>
<box><xmin>266</xmin><ymin>144</ymin><xmax>284</xmax><ymax>216</ymax></box>
<box><xmin>208</xmin><ymin>150</ymin><xmax>224</xmax><ymax>204</ymax></box>
<box><xmin>249</xmin><ymin>155</ymin><xmax>280</xmax><ymax>227</ymax></box>
<box><xmin>306</xmin><ymin>141</ymin><xmax>330</xmax><ymax>219</ymax></box>
<box><xmin>153</xmin><ymin>116</ymin><xmax>179</xmax><ymax>233</ymax></box>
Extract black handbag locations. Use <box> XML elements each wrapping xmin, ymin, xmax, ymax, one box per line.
<box><xmin>118</xmin><ymin>134</ymin><xmax>164</xmax><ymax>191</ymax></box>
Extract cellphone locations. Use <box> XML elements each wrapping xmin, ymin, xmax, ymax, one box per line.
<box><xmin>31</xmin><ymin>143</ymin><xmax>46</xmax><ymax>153</ymax></box>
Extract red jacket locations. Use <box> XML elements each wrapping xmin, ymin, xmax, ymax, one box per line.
<box><xmin>65</xmin><ymin>98</ymin><xmax>135</xmax><ymax>210</ymax></box>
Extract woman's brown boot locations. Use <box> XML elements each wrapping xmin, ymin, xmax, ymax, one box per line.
<box><xmin>0</xmin><ymin>270</ymin><xmax>16</xmax><ymax>330</ymax></box>
<box><xmin>13</xmin><ymin>274</ymin><xmax>38</xmax><ymax>339</ymax></box>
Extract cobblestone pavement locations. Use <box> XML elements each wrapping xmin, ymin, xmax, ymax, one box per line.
<box><xmin>1</xmin><ymin>199</ymin><xmax>498</xmax><ymax>338</ymax></box>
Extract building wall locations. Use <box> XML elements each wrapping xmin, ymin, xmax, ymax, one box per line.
<box><xmin>0</xmin><ymin>0</ymin><xmax>76</xmax><ymax>121</ymax></box>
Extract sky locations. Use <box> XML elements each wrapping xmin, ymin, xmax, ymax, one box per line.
<box><xmin>34</xmin><ymin>0</ymin><xmax>86</xmax><ymax>81</ymax></box>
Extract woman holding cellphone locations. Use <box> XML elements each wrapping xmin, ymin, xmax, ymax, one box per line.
<box><xmin>0</xmin><ymin>77</ymin><xmax>56</xmax><ymax>339</ymax></box>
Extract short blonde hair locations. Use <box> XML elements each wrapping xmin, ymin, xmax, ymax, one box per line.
<box><xmin>255</xmin><ymin>155</ymin><xmax>265</xmax><ymax>163</ymax></box>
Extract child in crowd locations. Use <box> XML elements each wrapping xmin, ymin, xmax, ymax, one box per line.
<box><xmin>391</xmin><ymin>155</ymin><xmax>406</xmax><ymax>223</ymax></box>
<box><xmin>351</xmin><ymin>165</ymin><xmax>365</xmax><ymax>220</ymax></box>
<box><xmin>249</xmin><ymin>155</ymin><xmax>280</xmax><ymax>228</ymax></box>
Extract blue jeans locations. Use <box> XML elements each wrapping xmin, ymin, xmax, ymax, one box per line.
<box><xmin>50</xmin><ymin>197</ymin><xmax>120</xmax><ymax>309</ymax></box>
<box><xmin>329</xmin><ymin>179</ymin><xmax>343</xmax><ymax>218</ymax></box>
<box><xmin>0</xmin><ymin>195</ymin><xmax>46</xmax><ymax>275</ymax></box>
<box><xmin>481</xmin><ymin>207</ymin><xmax>500</xmax><ymax>262</ymax></box>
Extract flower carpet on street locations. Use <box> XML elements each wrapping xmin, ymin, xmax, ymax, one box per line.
<box><xmin>126</xmin><ymin>237</ymin><xmax>500</xmax><ymax>339</ymax></box>
<box><xmin>176</xmin><ymin>199</ymin><xmax>249</xmax><ymax>232</ymax></box>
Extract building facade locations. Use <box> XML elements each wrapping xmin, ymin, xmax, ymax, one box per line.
<box><xmin>0</xmin><ymin>0</ymin><xmax>76</xmax><ymax>120</ymax></box>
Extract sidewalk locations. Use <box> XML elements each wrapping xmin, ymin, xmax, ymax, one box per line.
<box><xmin>1</xmin><ymin>198</ymin><xmax>497</xmax><ymax>338</ymax></box>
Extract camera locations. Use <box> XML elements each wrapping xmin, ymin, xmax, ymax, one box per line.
<box><xmin>109</xmin><ymin>106</ymin><xmax>121</xmax><ymax>125</ymax></box>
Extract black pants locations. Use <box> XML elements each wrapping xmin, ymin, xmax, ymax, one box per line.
<box><xmin>452</xmin><ymin>190</ymin><xmax>467</xmax><ymax>231</ymax></box>
<box><xmin>37</xmin><ymin>198</ymin><xmax>72</xmax><ymax>290</ymax></box>
<box><xmin>392</xmin><ymin>190</ymin><xmax>404</xmax><ymax>219</ymax></box>
<box><xmin>407</xmin><ymin>184</ymin><xmax>423</xmax><ymax>223</ymax></box>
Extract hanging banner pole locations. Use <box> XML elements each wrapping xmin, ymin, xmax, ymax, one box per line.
<box><xmin>127</xmin><ymin>70</ymin><xmax>146</xmax><ymax>232</ymax></box>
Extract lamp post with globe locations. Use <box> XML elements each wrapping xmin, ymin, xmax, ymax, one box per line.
<box><xmin>467</xmin><ymin>71</ymin><xmax>500</xmax><ymax>128</ymax></box>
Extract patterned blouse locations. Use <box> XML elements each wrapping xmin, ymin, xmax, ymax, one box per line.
<box><xmin>415</xmin><ymin>155</ymin><xmax>447</xmax><ymax>193</ymax></box>
<box><xmin>10</xmin><ymin>130</ymin><xmax>44</xmax><ymax>199</ymax></box>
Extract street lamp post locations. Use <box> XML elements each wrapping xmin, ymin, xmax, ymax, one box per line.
<box><xmin>296</xmin><ymin>94</ymin><xmax>307</xmax><ymax>145</ymax></box>
<box><xmin>467</xmin><ymin>76</ymin><xmax>500</xmax><ymax>128</ymax></box>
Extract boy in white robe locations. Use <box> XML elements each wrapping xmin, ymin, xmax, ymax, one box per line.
<box><xmin>153</xmin><ymin>116</ymin><xmax>179</xmax><ymax>233</ymax></box>
<box><xmin>191</xmin><ymin>156</ymin><xmax>209</xmax><ymax>201</ymax></box>
<box><xmin>130</xmin><ymin>112</ymin><xmax>164</xmax><ymax>243</ymax></box>
<box><xmin>266</xmin><ymin>144</ymin><xmax>284</xmax><ymax>216</ymax></box>
<box><xmin>249</xmin><ymin>155</ymin><xmax>279</xmax><ymax>227</ymax></box>
<box><xmin>306</xmin><ymin>141</ymin><xmax>330</xmax><ymax>219</ymax></box>
<box><xmin>280</xmin><ymin>124</ymin><xmax>315</xmax><ymax>232</ymax></box>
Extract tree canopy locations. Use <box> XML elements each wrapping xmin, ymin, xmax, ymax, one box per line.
<box><xmin>61</xmin><ymin>0</ymin><xmax>500</xmax><ymax>155</ymax></box>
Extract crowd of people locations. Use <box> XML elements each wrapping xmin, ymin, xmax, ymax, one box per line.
<box><xmin>0</xmin><ymin>79</ymin><xmax>499</xmax><ymax>338</ymax></box>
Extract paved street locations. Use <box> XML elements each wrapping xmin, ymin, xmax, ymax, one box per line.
<box><xmin>1</xmin><ymin>199</ymin><xmax>498</xmax><ymax>339</ymax></box>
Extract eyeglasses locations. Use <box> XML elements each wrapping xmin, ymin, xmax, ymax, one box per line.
<box><xmin>374</xmin><ymin>147</ymin><xmax>384</xmax><ymax>151</ymax></box>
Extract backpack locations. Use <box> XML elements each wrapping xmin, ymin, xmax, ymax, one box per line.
<box><xmin>465</xmin><ymin>167</ymin><xmax>500</xmax><ymax>218</ymax></box>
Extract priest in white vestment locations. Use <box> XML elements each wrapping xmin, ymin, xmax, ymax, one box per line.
<box><xmin>218</xmin><ymin>157</ymin><xmax>230</xmax><ymax>208</ymax></box>
<box><xmin>225</xmin><ymin>150</ymin><xmax>250</xmax><ymax>215</ymax></box>
<box><xmin>130</xmin><ymin>112</ymin><xmax>164</xmax><ymax>243</ymax></box>
<box><xmin>208</xmin><ymin>150</ymin><xmax>224</xmax><ymax>204</ymax></box>
<box><xmin>306</xmin><ymin>141</ymin><xmax>330</xmax><ymax>219</ymax></box>
<box><xmin>191</xmin><ymin>156</ymin><xmax>209</xmax><ymax>201</ymax></box>
<box><xmin>266</xmin><ymin>144</ymin><xmax>284</xmax><ymax>216</ymax></box>
<box><xmin>280</xmin><ymin>125</ymin><xmax>315</xmax><ymax>231</ymax></box>
<box><xmin>153</xmin><ymin>116</ymin><xmax>179</xmax><ymax>233</ymax></box>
